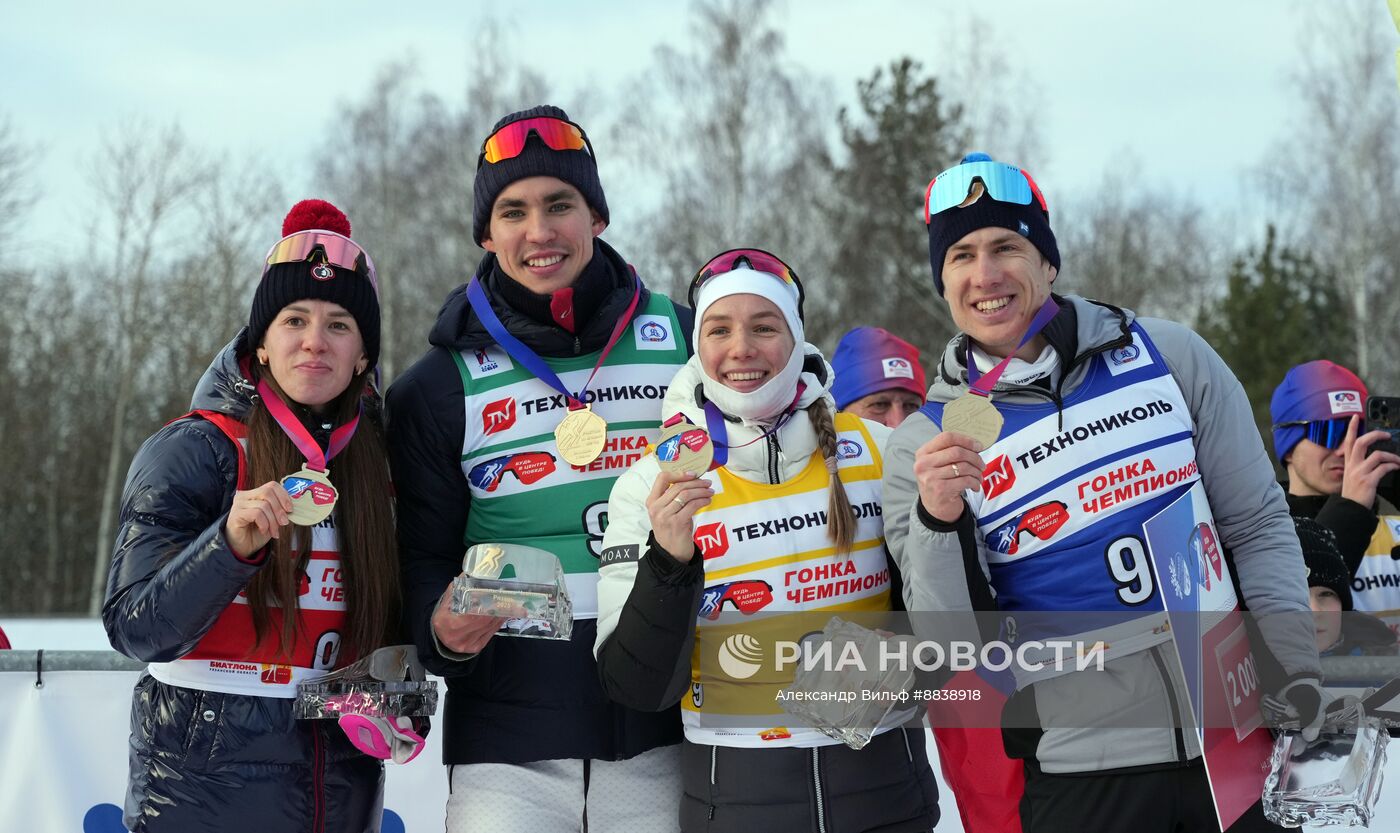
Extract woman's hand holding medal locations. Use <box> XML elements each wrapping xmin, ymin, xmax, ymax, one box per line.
<box><xmin>225</xmin><ymin>481</ymin><xmax>294</xmax><ymax>558</ymax></box>
<box><xmin>647</xmin><ymin>470</ymin><xmax>715</xmax><ymax>563</ymax></box>
<box><xmin>913</xmin><ymin>432</ymin><xmax>986</xmax><ymax>523</ymax></box>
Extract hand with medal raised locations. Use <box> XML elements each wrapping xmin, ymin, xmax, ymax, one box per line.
<box><xmin>915</xmin><ymin>298</ymin><xmax>1061</xmax><ymax>522</ymax></box>
<box><xmin>646</xmin><ymin>470</ymin><xmax>715</xmax><ymax>563</ymax></box>
<box><xmin>225</xmin><ymin>481</ymin><xmax>294</xmax><ymax>557</ymax></box>
<box><xmin>914</xmin><ymin>431</ymin><xmax>987</xmax><ymax>523</ymax></box>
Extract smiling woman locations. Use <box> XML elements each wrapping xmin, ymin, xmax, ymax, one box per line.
<box><xmin>100</xmin><ymin>199</ymin><xmax>414</xmax><ymax>833</ymax></box>
<box><xmin>593</xmin><ymin>247</ymin><xmax>942</xmax><ymax>833</ymax></box>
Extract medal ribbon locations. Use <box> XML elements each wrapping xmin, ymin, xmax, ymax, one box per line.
<box><xmin>692</xmin><ymin>383</ymin><xmax>807</xmax><ymax>470</ymax></box>
<box><xmin>257</xmin><ymin>379</ymin><xmax>360</xmax><ymax>472</ymax></box>
<box><xmin>965</xmin><ymin>297</ymin><xmax>1061</xmax><ymax>397</ymax></box>
<box><xmin>465</xmin><ymin>268</ymin><xmax>642</xmax><ymax>411</ymax></box>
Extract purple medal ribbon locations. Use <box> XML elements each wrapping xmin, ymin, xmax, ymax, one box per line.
<box><xmin>465</xmin><ymin>269</ymin><xmax>642</xmax><ymax>412</ymax></box>
<box><xmin>695</xmin><ymin>384</ymin><xmax>806</xmax><ymax>470</ymax></box>
<box><xmin>964</xmin><ymin>297</ymin><xmax>1061</xmax><ymax>397</ymax></box>
<box><xmin>256</xmin><ymin>379</ymin><xmax>360</xmax><ymax>471</ymax></box>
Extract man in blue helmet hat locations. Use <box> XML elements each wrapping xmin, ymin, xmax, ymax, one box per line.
<box><xmin>882</xmin><ymin>153</ymin><xmax>1332</xmax><ymax>831</ymax></box>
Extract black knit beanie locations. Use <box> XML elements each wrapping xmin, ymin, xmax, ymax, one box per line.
<box><xmin>248</xmin><ymin>200</ymin><xmax>381</xmax><ymax>369</ymax></box>
<box><xmin>1295</xmin><ymin>516</ymin><xmax>1354</xmax><ymax>610</ymax></box>
<box><xmin>926</xmin><ymin>153</ymin><xmax>1060</xmax><ymax>295</ymax></box>
<box><xmin>472</xmin><ymin>105</ymin><xmax>609</xmax><ymax>246</ymax></box>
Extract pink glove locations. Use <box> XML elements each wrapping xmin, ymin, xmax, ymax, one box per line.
<box><xmin>338</xmin><ymin>714</ymin><xmax>426</xmax><ymax>764</ymax></box>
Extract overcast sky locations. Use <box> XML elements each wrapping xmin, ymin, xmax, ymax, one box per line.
<box><xmin>2</xmin><ymin>0</ymin><xmax>1396</xmax><ymax>262</ymax></box>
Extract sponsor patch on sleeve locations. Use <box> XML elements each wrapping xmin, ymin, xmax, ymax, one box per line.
<box><xmin>600</xmin><ymin>544</ymin><xmax>641</xmax><ymax>567</ymax></box>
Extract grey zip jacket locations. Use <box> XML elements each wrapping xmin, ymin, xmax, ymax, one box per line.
<box><xmin>883</xmin><ymin>294</ymin><xmax>1321</xmax><ymax>773</ymax></box>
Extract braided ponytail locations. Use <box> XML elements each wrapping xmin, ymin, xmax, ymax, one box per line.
<box><xmin>809</xmin><ymin>399</ymin><xmax>856</xmax><ymax>555</ymax></box>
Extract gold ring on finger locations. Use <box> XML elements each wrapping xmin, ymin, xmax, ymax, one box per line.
<box><xmin>673</xmin><ymin>495</ymin><xmax>685</xmax><ymax>506</ymax></box>
<box><xmin>951</xmin><ymin>464</ymin><xmax>961</xmax><ymax>478</ymax></box>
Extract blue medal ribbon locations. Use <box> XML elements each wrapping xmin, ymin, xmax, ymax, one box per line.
<box><xmin>465</xmin><ymin>268</ymin><xmax>642</xmax><ymax>410</ymax></box>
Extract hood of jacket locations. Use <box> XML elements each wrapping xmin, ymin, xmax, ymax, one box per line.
<box><xmin>188</xmin><ymin>330</ymin><xmax>258</xmax><ymax>421</ymax></box>
<box><xmin>659</xmin><ymin>344</ymin><xmax>835</xmax><ymax>483</ymax></box>
<box><xmin>927</xmin><ymin>294</ymin><xmax>1135</xmax><ymax>406</ymax></box>
<box><xmin>428</xmin><ymin>239</ymin><xmax>650</xmax><ymax>357</ymax></box>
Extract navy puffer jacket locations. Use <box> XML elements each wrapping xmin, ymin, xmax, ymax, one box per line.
<box><xmin>103</xmin><ymin>332</ymin><xmax>385</xmax><ymax>833</ymax></box>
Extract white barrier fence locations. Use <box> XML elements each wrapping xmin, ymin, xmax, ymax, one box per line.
<box><xmin>0</xmin><ymin>652</ymin><xmax>450</xmax><ymax>833</ymax></box>
<box><xmin>5</xmin><ymin>645</ymin><xmax>1399</xmax><ymax>831</ymax></box>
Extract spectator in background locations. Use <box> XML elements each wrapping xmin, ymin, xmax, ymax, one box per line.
<box><xmin>1271</xmin><ymin>361</ymin><xmax>1400</xmax><ymax>627</ymax></box>
<box><xmin>1295</xmin><ymin>517</ymin><xmax>1398</xmax><ymax>657</ymax></box>
<box><xmin>831</xmin><ymin>326</ymin><xmax>927</xmax><ymax>428</ymax></box>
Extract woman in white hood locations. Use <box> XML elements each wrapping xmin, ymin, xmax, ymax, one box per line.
<box><xmin>593</xmin><ymin>249</ymin><xmax>940</xmax><ymax>832</ymax></box>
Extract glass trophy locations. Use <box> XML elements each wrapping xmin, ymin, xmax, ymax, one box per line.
<box><xmin>294</xmin><ymin>644</ymin><xmax>439</xmax><ymax>720</ymax></box>
<box><xmin>1262</xmin><ymin>717</ymin><xmax>1388</xmax><ymax>828</ymax></box>
<box><xmin>778</xmin><ymin>617</ymin><xmax>914</xmax><ymax>750</ymax></box>
<box><xmin>451</xmin><ymin>543</ymin><xmax>573</xmax><ymax>641</ymax></box>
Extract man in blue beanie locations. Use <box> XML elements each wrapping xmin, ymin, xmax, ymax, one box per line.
<box><xmin>1271</xmin><ymin>360</ymin><xmax>1400</xmax><ymax>626</ymax></box>
<box><xmin>883</xmin><ymin>153</ymin><xmax>1333</xmax><ymax>831</ymax></box>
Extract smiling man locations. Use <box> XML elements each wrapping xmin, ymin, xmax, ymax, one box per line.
<box><xmin>386</xmin><ymin>106</ymin><xmax>692</xmax><ymax>833</ymax></box>
<box><xmin>882</xmin><ymin>153</ymin><xmax>1326</xmax><ymax>832</ymax></box>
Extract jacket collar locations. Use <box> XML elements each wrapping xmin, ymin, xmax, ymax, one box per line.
<box><xmin>932</xmin><ymin>294</ymin><xmax>1134</xmax><ymax>400</ymax></box>
<box><xmin>429</xmin><ymin>239</ymin><xmax>649</xmax><ymax>358</ymax></box>
<box><xmin>188</xmin><ymin>330</ymin><xmax>258</xmax><ymax>420</ymax></box>
<box><xmin>661</xmin><ymin>347</ymin><xmax>835</xmax><ymax>482</ymax></box>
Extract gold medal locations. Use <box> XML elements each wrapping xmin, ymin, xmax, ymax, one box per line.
<box><xmin>555</xmin><ymin>405</ymin><xmax>608</xmax><ymax>466</ymax></box>
<box><xmin>654</xmin><ymin>420</ymin><xmax>715</xmax><ymax>474</ymax></box>
<box><xmin>941</xmin><ymin>393</ymin><xmax>1004</xmax><ymax>449</ymax></box>
<box><xmin>281</xmin><ymin>465</ymin><xmax>338</xmax><ymax>526</ymax></box>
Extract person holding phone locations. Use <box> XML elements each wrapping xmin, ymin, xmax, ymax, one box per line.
<box><xmin>1271</xmin><ymin>360</ymin><xmax>1400</xmax><ymax>626</ymax></box>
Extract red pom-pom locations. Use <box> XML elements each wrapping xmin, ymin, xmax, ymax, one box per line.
<box><xmin>282</xmin><ymin>199</ymin><xmax>352</xmax><ymax>237</ymax></box>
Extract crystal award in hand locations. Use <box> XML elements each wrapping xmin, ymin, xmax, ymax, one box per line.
<box><xmin>1262</xmin><ymin>716</ymin><xmax>1388</xmax><ymax>828</ymax></box>
<box><xmin>294</xmin><ymin>644</ymin><xmax>439</xmax><ymax>720</ymax></box>
<box><xmin>778</xmin><ymin>617</ymin><xmax>914</xmax><ymax>750</ymax></box>
<box><xmin>451</xmin><ymin>543</ymin><xmax>573</xmax><ymax>640</ymax></box>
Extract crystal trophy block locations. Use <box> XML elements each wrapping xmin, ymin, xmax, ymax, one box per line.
<box><xmin>1261</xmin><ymin>718</ymin><xmax>1388</xmax><ymax>828</ymax></box>
<box><xmin>451</xmin><ymin>543</ymin><xmax>573</xmax><ymax>640</ymax></box>
<box><xmin>294</xmin><ymin>644</ymin><xmax>439</xmax><ymax>720</ymax></box>
<box><xmin>778</xmin><ymin>617</ymin><xmax>914</xmax><ymax>750</ymax></box>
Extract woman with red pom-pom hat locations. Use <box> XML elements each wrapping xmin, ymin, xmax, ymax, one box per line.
<box><xmin>103</xmin><ymin>200</ymin><xmax>414</xmax><ymax>832</ymax></box>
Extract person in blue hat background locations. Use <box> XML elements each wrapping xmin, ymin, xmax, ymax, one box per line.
<box><xmin>1271</xmin><ymin>359</ymin><xmax>1400</xmax><ymax>627</ymax></box>
<box><xmin>831</xmin><ymin>326</ymin><xmax>928</xmax><ymax>429</ymax></box>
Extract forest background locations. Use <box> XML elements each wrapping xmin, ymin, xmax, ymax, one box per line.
<box><xmin>2</xmin><ymin>1</ymin><xmax>1398</xmax><ymax>615</ymax></box>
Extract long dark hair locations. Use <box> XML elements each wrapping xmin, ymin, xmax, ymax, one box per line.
<box><xmin>242</xmin><ymin>365</ymin><xmax>399</xmax><ymax>664</ymax></box>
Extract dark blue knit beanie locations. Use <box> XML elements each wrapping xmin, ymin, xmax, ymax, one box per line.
<box><xmin>926</xmin><ymin>152</ymin><xmax>1060</xmax><ymax>294</ymax></box>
